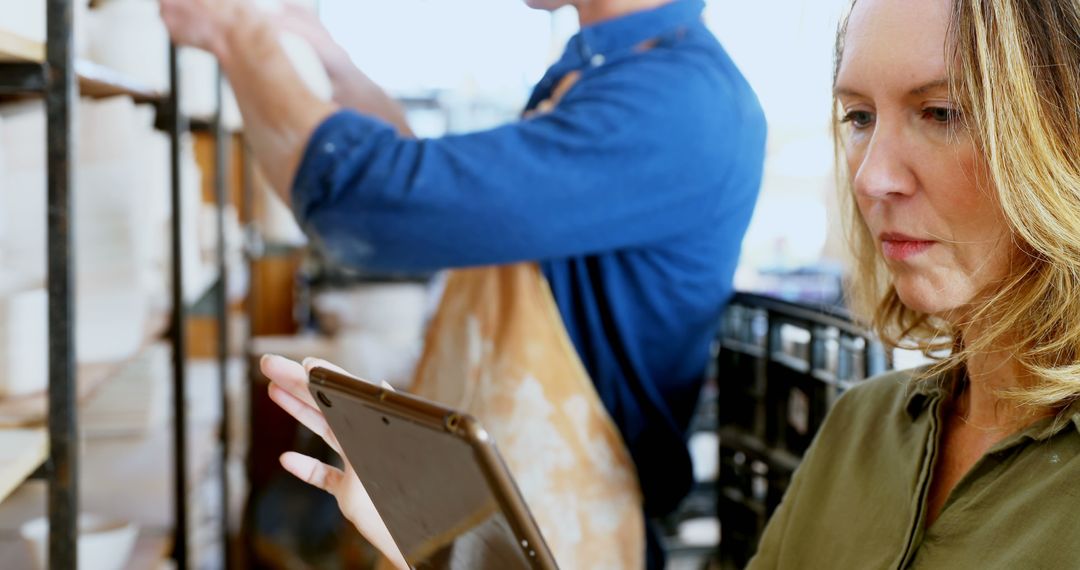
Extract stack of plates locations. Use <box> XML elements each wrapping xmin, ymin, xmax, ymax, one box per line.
<box><xmin>310</xmin><ymin>283</ymin><xmax>430</xmax><ymax>388</ymax></box>
<box><xmin>0</xmin><ymin>98</ymin><xmax>178</xmax><ymax>364</ymax></box>
<box><xmin>82</xmin><ymin>343</ymin><xmax>170</xmax><ymax>438</ymax></box>
<box><xmin>0</xmin><ymin>102</ymin><xmax>47</xmax><ymax>283</ymax></box>
<box><xmin>0</xmin><ymin>0</ymin><xmax>89</xmax><ymax>56</ymax></box>
<box><xmin>0</xmin><ymin>109</ymin><xmax>47</xmax><ymax>398</ymax></box>
<box><xmin>0</xmin><ymin>287</ymin><xmax>47</xmax><ymax>398</ymax></box>
<box><xmin>85</xmin><ymin>0</ymin><xmax>168</xmax><ymax>92</ymax></box>
<box><xmin>75</xmin><ymin>97</ymin><xmax>156</xmax><ymax>363</ymax></box>
<box><xmin>1</xmin><ymin>99</ymin><xmax>216</xmax><ymax>363</ymax></box>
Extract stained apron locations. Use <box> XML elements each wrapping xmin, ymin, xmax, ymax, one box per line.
<box><xmin>411</xmin><ymin>263</ymin><xmax>644</xmax><ymax>568</ymax></box>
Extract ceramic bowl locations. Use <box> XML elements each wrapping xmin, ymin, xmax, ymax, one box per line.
<box><xmin>20</xmin><ymin>513</ymin><xmax>138</xmax><ymax>570</ymax></box>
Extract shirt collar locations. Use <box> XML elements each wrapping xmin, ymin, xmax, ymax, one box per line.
<box><xmin>903</xmin><ymin>365</ymin><xmax>1080</xmax><ymax>441</ymax></box>
<box><xmin>560</xmin><ymin>0</ymin><xmax>705</xmax><ymax>67</ymax></box>
<box><xmin>903</xmin><ymin>365</ymin><xmax>947</xmax><ymax>418</ymax></box>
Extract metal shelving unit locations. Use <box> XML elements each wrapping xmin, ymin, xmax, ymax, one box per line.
<box><xmin>212</xmin><ymin>65</ymin><xmax>234</xmax><ymax>570</ymax></box>
<box><xmin>0</xmin><ymin>2</ymin><xmax>236</xmax><ymax>568</ymax></box>
<box><xmin>710</xmin><ymin>292</ymin><xmax>890</xmax><ymax>568</ymax></box>
<box><xmin>45</xmin><ymin>3</ymin><xmax>79</xmax><ymax>566</ymax></box>
<box><xmin>166</xmin><ymin>40</ymin><xmax>192</xmax><ymax>570</ymax></box>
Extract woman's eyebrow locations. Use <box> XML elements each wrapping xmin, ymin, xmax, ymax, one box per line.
<box><xmin>833</xmin><ymin>78</ymin><xmax>950</xmax><ymax>99</ymax></box>
<box><xmin>833</xmin><ymin>86</ymin><xmax>864</xmax><ymax>98</ymax></box>
<box><xmin>910</xmin><ymin>78</ymin><xmax>949</xmax><ymax>95</ymax></box>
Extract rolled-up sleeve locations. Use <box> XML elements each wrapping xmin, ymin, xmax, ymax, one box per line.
<box><xmin>290</xmin><ymin>51</ymin><xmax>763</xmax><ymax>273</ymax></box>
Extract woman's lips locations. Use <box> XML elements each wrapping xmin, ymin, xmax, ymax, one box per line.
<box><xmin>880</xmin><ymin>234</ymin><xmax>935</xmax><ymax>260</ymax></box>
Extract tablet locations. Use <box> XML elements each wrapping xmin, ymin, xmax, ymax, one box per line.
<box><xmin>308</xmin><ymin>367</ymin><xmax>559</xmax><ymax>570</ymax></box>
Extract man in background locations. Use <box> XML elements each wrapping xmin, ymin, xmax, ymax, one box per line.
<box><xmin>161</xmin><ymin>0</ymin><xmax>766</xmax><ymax>566</ymax></box>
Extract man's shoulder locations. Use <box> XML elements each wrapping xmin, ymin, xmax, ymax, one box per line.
<box><xmin>587</xmin><ymin>23</ymin><xmax>740</xmax><ymax>90</ymax></box>
<box><xmin>577</xmin><ymin>36</ymin><xmax>764</xmax><ymax>139</ymax></box>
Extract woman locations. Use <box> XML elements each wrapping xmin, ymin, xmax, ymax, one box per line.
<box><xmin>749</xmin><ymin>0</ymin><xmax>1080</xmax><ymax>567</ymax></box>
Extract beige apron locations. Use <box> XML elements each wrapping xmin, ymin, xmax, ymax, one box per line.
<box><xmin>411</xmin><ymin>263</ymin><xmax>644</xmax><ymax>568</ymax></box>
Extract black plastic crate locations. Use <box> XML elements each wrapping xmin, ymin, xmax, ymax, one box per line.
<box><xmin>715</xmin><ymin>346</ymin><xmax>765</xmax><ymax>435</ymax></box>
<box><xmin>764</xmin><ymin>361</ymin><xmax>831</xmax><ymax>457</ymax></box>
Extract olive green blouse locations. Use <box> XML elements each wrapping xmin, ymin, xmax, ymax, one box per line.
<box><xmin>747</xmin><ymin>367</ymin><xmax>1080</xmax><ymax>569</ymax></box>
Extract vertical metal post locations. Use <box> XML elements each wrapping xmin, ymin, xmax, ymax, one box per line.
<box><xmin>239</xmin><ymin>138</ymin><xmax>256</xmax><ymax>570</ymax></box>
<box><xmin>241</xmin><ymin>144</ymin><xmax>254</xmax><ymax>239</ymax></box>
<box><xmin>213</xmin><ymin>66</ymin><xmax>233</xmax><ymax>570</ymax></box>
<box><xmin>46</xmin><ymin>0</ymin><xmax>77</xmax><ymax>567</ymax></box>
<box><xmin>169</xmin><ymin>43</ymin><xmax>190</xmax><ymax>570</ymax></box>
<box><xmin>240</xmin><ymin>139</ymin><xmax>255</xmax><ymax>346</ymax></box>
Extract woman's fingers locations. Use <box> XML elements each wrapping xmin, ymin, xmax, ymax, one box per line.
<box><xmin>260</xmin><ymin>354</ymin><xmax>320</xmax><ymax>409</ymax></box>
<box><xmin>302</xmin><ymin>357</ymin><xmax>396</xmax><ymax>390</ymax></box>
<box><xmin>267</xmin><ymin>382</ymin><xmax>343</xmax><ymax>453</ymax></box>
<box><xmin>280</xmin><ymin>450</ymin><xmax>411</xmax><ymax>570</ymax></box>
<box><xmin>279</xmin><ymin>451</ymin><xmax>345</xmax><ymax>493</ymax></box>
<box><xmin>301</xmin><ymin>356</ymin><xmax>355</xmax><ymax>378</ymax></box>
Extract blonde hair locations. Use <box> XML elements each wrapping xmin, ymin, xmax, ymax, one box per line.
<box><xmin>834</xmin><ymin>0</ymin><xmax>1080</xmax><ymax>408</ymax></box>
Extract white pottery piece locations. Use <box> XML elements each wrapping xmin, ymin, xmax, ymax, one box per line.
<box><xmin>20</xmin><ymin>514</ymin><xmax>138</xmax><ymax>570</ymax></box>
<box><xmin>0</xmin><ymin>287</ymin><xmax>47</xmax><ymax>398</ymax></box>
<box><xmin>86</xmin><ymin>0</ymin><xmax>168</xmax><ymax>92</ymax></box>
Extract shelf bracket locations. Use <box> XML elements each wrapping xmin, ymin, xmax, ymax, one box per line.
<box><xmin>0</xmin><ymin>62</ymin><xmax>47</xmax><ymax>94</ymax></box>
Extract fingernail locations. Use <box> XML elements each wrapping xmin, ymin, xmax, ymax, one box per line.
<box><xmin>301</xmin><ymin>356</ymin><xmax>316</xmax><ymax>368</ymax></box>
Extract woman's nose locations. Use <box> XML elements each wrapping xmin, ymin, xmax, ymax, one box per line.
<box><xmin>852</xmin><ymin>127</ymin><xmax>917</xmax><ymax>200</ymax></box>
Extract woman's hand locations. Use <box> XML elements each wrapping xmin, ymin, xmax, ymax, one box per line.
<box><xmin>260</xmin><ymin>354</ymin><xmax>409</xmax><ymax>570</ymax></box>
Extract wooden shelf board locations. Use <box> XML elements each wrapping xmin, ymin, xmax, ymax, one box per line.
<box><xmin>0</xmin><ymin>429</ymin><xmax>47</xmax><ymax>505</ymax></box>
<box><xmin>0</xmin><ymin>420</ymin><xmax>221</xmax><ymax>524</ymax></box>
<box><xmin>0</xmin><ymin>313</ymin><xmax>170</xmax><ymax>429</ymax></box>
<box><xmin>0</xmin><ymin>358</ymin><xmax>234</xmax><ymax>561</ymax></box>
<box><xmin>74</xmin><ymin>60</ymin><xmax>162</xmax><ymax>103</ymax></box>
<box><xmin>0</xmin><ymin>30</ymin><xmax>43</xmax><ymax>63</ymax></box>
<box><xmin>0</xmin><ymin>29</ymin><xmax>162</xmax><ymax>102</ymax></box>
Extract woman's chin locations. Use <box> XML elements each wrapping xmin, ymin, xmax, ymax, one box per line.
<box><xmin>894</xmin><ymin>285</ymin><xmax>955</xmax><ymax>317</ymax></box>
<box><xmin>893</xmin><ymin>276</ymin><xmax>983</xmax><ymax>325</ymax></box>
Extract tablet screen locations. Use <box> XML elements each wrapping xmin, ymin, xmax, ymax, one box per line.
<box><xmin>318</xmin><ymin>393</ymin><xmax>537</xmax><ymax>569</ymax></box>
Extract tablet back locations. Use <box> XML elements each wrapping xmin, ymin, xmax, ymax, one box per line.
<box><xmin>308</xmin><ymin>367</ymin><xmax>557</xmax><ymax>570</ymax></box>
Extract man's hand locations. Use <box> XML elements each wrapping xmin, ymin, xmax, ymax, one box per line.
<box><xmin>160</xmin><ymin>0</ymin><xmax>339</xmax><ymax>201</ymax></box>
<box><xmin>267</xmin><ymin>3</ymin><xmax>415</xmax><ymax>136</ymax></box>
<box><xmin>270</xmin><ymin>3</ymin><xmax>353</xmax><ymax>80</ymax></box>
<box><xmin>260</xmin><ymin>354</ymin><xmax>410</xmax><ymax>570</ymax></box>
<box><xmin>159</xmin><ymin>0</ymin><xmax>248</xmax><ymax>57</ymax></box>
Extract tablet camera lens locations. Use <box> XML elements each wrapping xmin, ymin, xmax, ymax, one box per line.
<box><xmin>316</xmin><ymin>391</ymin><xmax>332</xmax><ymax>408</ymax></box>
<box><xmin>382</xmin><ymin>416</ymin><xmax>390</xmax><ymax>426</ymax></box>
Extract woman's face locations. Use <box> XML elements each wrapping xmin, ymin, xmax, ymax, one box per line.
<box><xmin>836</xmin><ymin>0</ymin><xmax>1016</xmax><ymax>319</ymax></box>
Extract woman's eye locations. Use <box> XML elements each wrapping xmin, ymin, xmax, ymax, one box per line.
<box><xmin>922</xmin><ymin>106</ymin><xmax>960</xmax><ymax>124</ymax></box>
<box><xmin>841</xmin><ymin>110</ymin><xmax>874</xmax><ymax>129</ymax></box>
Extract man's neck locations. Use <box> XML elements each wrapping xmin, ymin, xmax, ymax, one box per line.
<box><xmin>574</xmin><ymin>0</ymin><xmax>675</xmax><ymax>27</ymax></box>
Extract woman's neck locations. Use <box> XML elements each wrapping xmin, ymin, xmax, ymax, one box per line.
<box><xmin>957</xmin><ymin>349</ymin><xmax>1051</xmax><ymax>433</ymax></box>
<box><xmin>574</xmin><ymin>0</ymin><xmax>674</xmax><ymax>27</ymax></box>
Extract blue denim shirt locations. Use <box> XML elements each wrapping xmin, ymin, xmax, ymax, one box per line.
<box><xmin>292</xmin><ymin>0</ymin><xmax>765</xmax><ymax>526</ymax></box>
